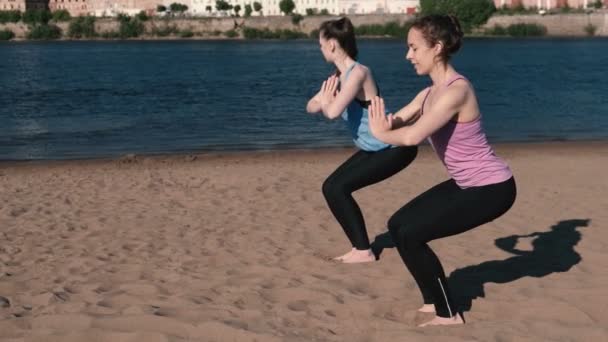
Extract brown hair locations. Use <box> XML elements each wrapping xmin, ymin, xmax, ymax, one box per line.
<box><xmin>410</xmin><ymin>14</ymin><xmax>464</xmax><ymax>63</ymax></box>
<box><xmin>319</xmin><ymin>17</ymin><xmax>358</xmax><ymax>61</ymax></box>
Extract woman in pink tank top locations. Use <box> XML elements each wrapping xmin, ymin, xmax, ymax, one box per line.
<box><xmin>368</xmin><ymin>15</ymin><xmax>517</xmax><ymax>327</ymax></box>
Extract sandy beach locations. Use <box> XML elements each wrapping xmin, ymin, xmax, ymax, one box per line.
<box><xmin>0</xmin><ymin>141</ymin><xmax>607</xmax><ymax>341</ymax></box>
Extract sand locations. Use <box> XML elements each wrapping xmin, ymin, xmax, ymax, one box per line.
<box><xmin>1</xmin><ymin>141</ymin><xmax>607</xmax><ymax>341</ymax></box>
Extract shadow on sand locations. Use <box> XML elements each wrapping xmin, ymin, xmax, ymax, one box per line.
<box><xmin>370</xmin><ymin>219</ymin><xmax>590</xmax><ymax>312</ymax></box>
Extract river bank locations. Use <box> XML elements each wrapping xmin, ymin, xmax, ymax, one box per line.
<box><xmin>1</xmin><ymin>12</ymin><xmax>608</xmax><ymax>41</ymax></box>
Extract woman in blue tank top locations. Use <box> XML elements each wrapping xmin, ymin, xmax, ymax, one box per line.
<box><xmin>306</xmin><ymin>17</ymin><xmax>418</xmax><ymax>263</ymax></box>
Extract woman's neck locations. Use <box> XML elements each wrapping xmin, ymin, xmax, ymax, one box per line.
<box><xmin>334</xmin><ymin>54</ymin><xmax>356</xmax><ymax>74</ymax></box>
<box><xmin>429</xmin><ymin>63</ymin><xmax>457</xmax><ymax>87</ymax></box>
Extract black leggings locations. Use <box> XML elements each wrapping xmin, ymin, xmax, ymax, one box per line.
<box><xmin>322</xmin><ymin>146</ymin><xmax>417</xmax><ymax>250</ymax></box>
<box><xmin>388</xmin><ymin>177</ymin><xmax>516</xmax><ymax>318</ymax></box>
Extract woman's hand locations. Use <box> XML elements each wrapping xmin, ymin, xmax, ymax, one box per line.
<box><xmin>369</xmin><ymin>96</ymin><xmax>393</xmax><ymax>137</ymax></box>
<box><xmin>319</xmin><ymin>75</ymin><xmax>339</xmax><ymax>108</ymax></box>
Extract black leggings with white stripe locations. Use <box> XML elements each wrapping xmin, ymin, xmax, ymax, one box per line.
<box><xmin>322</xmin><ymin>146</ymin><xmax>417</xmax><ymax>250</ymax></box>
<box><xmin>388</xmin><ymin>177</ymin><xmax>516</xmax><ymax>318</ymax></box>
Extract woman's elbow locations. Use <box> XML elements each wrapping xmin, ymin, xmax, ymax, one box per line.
<box><xmin>323</xmin><ymin>109</ymin><xmax>341</xmax><ymax>120</ymax></box>
<box><xmin>402</xmin><ymin>135</ymin><xmax>422</xmax><ymax>146</ymax></box>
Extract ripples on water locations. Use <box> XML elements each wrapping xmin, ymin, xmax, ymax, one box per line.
<box><xmin>0</xmin><ymin>39</ymin><xmax>607</xmax><ymax>160</ymax></box>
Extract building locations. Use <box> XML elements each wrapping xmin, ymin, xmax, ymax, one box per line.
<box><xmin>340</xmin><ymin>0</ymin><xmax>418</xmax><ymax>14</ymax></box>
<box><xmin>89</xmin><ymin>0</ymin><xmax>159</xmax><ymax>16</ymax></box>
<box><xmin>190</xmin><ymin>0</ymin><xmax>418</xmax><ymax>17</ymax></box>
<box><xmin>1</xmin><ymin>0</ymin><xmax>419</xmax><ymax>18</ymax></box>
<box><xmin>0</xmin><ymin>0</ymin><xmax>47</xmax><ymax>11</ymax></box>
<box><xmin>48</xmin><ymin>0</ymin><xmax>90</xmax><ymax>16</ymax></box>
<box><xmin>494</xmin><ymin>0</ymin><xmax>607</xmax><ymax>9</ymax></box>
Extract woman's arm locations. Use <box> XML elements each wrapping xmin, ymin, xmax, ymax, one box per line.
<box><xmin>320</xmin><ymin>67</ymin><xmax>367</xmax><ymax>119</ymax></box>
<box><xmin>389</xmin><ymin>88</ymin><xmax>429</xmax><ymax>127</ymax></box>
<box><xmin>368</xmin><ymin>85</ymin><xmax>469</xmax><ymax>146</ymax></box>
<box><xmin>306</xmin><ymin>88</ymin><xmax>323</xmax><ymax>114</ymax></box>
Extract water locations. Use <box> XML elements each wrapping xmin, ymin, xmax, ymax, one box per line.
<box><xmin>1</xmin><ymin>38</ymin><xmax>607</xmax><ymax>160</ymax></box>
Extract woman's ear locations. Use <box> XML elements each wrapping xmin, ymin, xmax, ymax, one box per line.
<box><xmin>434</xmin><ymin>41</ymin><xmax>443</xmax><ymax>57</ymax></box>
<box><xmin>329</xmin><ymin>39</ymin><xmax>336</xmax><ymax>52</ymax></box>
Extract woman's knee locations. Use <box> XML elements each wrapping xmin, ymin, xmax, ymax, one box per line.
<box><xmin>388</xmin><ymin>217</ymin><xmax>423</xmax><ymax>249</ymax></box>
<box><xmin>322</xmin><ymin>176</ymin><xmax>349</xmax><ymax>200</ymax></box>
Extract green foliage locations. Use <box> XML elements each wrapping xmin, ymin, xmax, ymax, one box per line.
<box><xmin>117</xmin><ymin>15</ymin><xmax>145</xmax><ymax>38</ymax></box>
<box><xmin>592</xmin><ymin>0</ymin><xmax>603</xmax><ymax>9</ymax></box>
<box><xmin>276</xmin><ymin>29</ymin><xmax>307</xmax><ymax>39</ymax></box>
<box><xmin>253</xmin><ymin>2</ymin><xmax>262</xmax><ymax>12</ymax></box>
<box><xmin>0</xmin><ymin>29</ymin><xmax>15</xmax><ymax>40</ymax></box>
<box><xmin>484</xmin><ymin>24</ymin><xmax>507</xmax><ymax>36</ymax></box>
<box><xmin>180</xmin><ymin>29</ymin><xmax>194</xmax><ymax>37</ymax></box>
<box><xmin>26</xmin><ymin>24</ymin><xmax>62</xmax><ymax>40</ymax></box>
<box><xmin>506</xmin><ymin>23</ymin><xmax>546</xmax><ymax>36</ymax></box>
<box><xmin>136</xmin><ymin>11</ymin><xmax>149</xmax><ymax>21</ymax></box>
<box><xmin>22</xmin><ymin>9</ymin><xmax>52</xmax><ymax>25</ymax></box>
<box><xmin>157</xmin><ymin>5</ymin><xmax>167</xmax><ymax>12</ymax></box>
<box><xmin>68</xmin><ymin>16</ymin><xmax>97</xmax><ymax>38</ymax></box>
<box><xmin>101</xmin><ymin>31</ymin><xmax>120</xmax><ymax>38</ymax></box>
<box><xmin>224</xmin><ymin>29</ymin><xmax>238</xmax><ymax>38</ymax></box>
<box><xmin>419</xmin><ymin>0</ymin><xmax>496</xmax><ymax>32</ymax></box>
<box><xmin>305</xmin><ymin>8</ymin><xmax>317</xmax><ymax>16</ymax></box>
<box><xmin>242</xmin><ymin>27</ymin><xmax>307</xmax><ymax>39</ymax></box>
<box><xmin>483</xmin><ymin>23</ymin><xmax>547</xmax><ymax>37</ymax></box>
<box><xmin>244</xmin><ymin>4</ymin><xmax>253</xmax><ymax>17</ymax></box>
<box><xmin>234</xmin><ymin>4</ymin><xmax>242</xmax><ymax>16</ymax></box>
<box><xmin>320</xmin><ymin>9</ymin><xmax>329</xmax><ymax>15</ymax></box>
<box><xmin>52</xmin><ymin>10</ymin><xmax>71</xmax><ymax>22</ymax></box>
<box><xmin>279</xmin><ymin>0</ymin><xmax>295</xmax><ymax>15</ymax></box>
<box><xmin>291</xmin><ymin>13</ymin><xmax>303</xmax><ymax>25</ymax></box>
<box><xmin>216</xmin><ymin>0</ymin><xmax>233</xmax><ymax>11</ymax></box>
<box><xmin>170</xmin><ymin>3</ymin><xmax>189</xmax><ymax>13</ymax></box>
<box><xmin>151</xmin><ymin>25</ymin><xmax>179</xmax><ymax>36</ymax></box>
<box><xmin>309</xmin><ymin>28</ymin><xmax>319</xmax><ymax>38</ymax></box>
<box><xmin>0</xmin><ymin>11</ymin><xmax>21</xmax><ymax>24</ymax></box>
<box><xmin>355</xmin><ymin>21</ymin><xmax>412</xmax><ymax>38</ymax></box>
<box><xmin>584</xmin><ymin>23</ymin><xmax>597</xmax><ymax>36</ymax></box>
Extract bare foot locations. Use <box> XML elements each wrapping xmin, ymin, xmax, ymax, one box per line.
<box><xmin>332</xmin><ymin>248</ymin><xmax>355</xmax><ymax>261</ymax></box>
<box><xmin>418</xmin><ymin>313</ymin><xmax>464</xmax><ymax>327</ymax></box>
<box><xmin>418</xmin><ymin>304</ymin><xmax>435</xmax><ymax>313</ymax></box>
<box><xmin>341</xmin><ymin>249</ymin><xmax>376</xmax><ymax>263</ymax></box>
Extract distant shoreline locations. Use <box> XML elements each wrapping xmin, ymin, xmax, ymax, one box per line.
<box><xmin>2</xmin><ymin>12</ymin><xmax>607</xmax><ymax>41</ymax></box>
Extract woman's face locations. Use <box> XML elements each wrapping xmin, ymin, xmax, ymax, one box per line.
<box><xmin>319</xmin><ymin>33</ymin><xmax>334</xmax><ymax>63</ymax></box>
<box><xmin>406</xmin><ymin>28</ymin><xmax>440</xmax><ymax>75</ymax></box>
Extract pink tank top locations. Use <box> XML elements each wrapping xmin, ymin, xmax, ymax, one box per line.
<box><xmin>422</xmin><ymin>75</ymin><xmax>512</xmax><ymax>188</ymax></box>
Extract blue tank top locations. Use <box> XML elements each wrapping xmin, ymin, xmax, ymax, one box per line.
<box><xmin>340</xmin><ymin>62</ymin><xmax>391</xmax><ymax>152</ymax></box>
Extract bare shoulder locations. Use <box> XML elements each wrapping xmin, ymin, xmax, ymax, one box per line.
<box><xmin>351</xmin><ymin>63</ymin><xmax>371</xmax><ymax>80</ymax></box>
<box><xmin>450</xmin><ymin>78</ymin><xmax>474</xmax><ymax>95</ymax></box>
<box><xmin>445</xmin><ymin>79</ymin><xmax>474</xmax><ymax>102</ymax></box>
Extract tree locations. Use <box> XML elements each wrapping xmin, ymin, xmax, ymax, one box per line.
<box><xmin>22</xmin><ymin>9</ymin><xmax>52</xmax><ymax>25</ymax></box>
<box><xmin>253</xmin><ymin>2</ymin><xmax>263</xmax><ymax>14</ymax></box>
<box><xmin>206</xmin><ymin>5</ymin><xmax>212</xmax><ymax>13</ymax></box>
<box><xmin>419</xmin><ymin>0</ymin><xmax>496</xmax><ymax>33</ymax></box>
<box><xmin>279</xmin><ymin>0</ymin><xmax>295</xmax><ymax>15</ymax></box>
<box><xmin>305</xmin><ymin>8</ymin><xmax>317</xmax><ymax>16</ymax></box>
<box><xmin>592</xmin><ymin>0</ymin><xmax>603</xmax><ymax>9</ymax></box>
<box><xmin>234</xmin><ymin>5</ymin><xmax>241</xmax><ymax>17</ymax></box>
<box><xmin>51</xmin><ymin>9</ymin><xmax>71</xmax><ymax>21</ymax></box>
<box><xmin>244</xmin><ymin>4</ymin><xmax>253</xmax><ymax>17</ymax></box>
<box><xmin>169</xmin><ymin>3</ymin><xmax>189</xmax><ymax>15</ymax></box>
<box><xmin>157</xmin><ymin>5</ymin><xmax>166</xmax><ymax>12</ymax></box>
<box><xmin>216</xmin><ymin>0</ymin><xmax>233</xmax><ymax>12</ymax></box>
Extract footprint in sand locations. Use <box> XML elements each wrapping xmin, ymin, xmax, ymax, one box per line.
<box><xmin>0</xmin><ymin>296</ymin><xmax>10</xmax><ymax>308</ymax></box>
<box><xmin>287</xmin><ymin>300</ymin><xmax>309</xmax><ymax>312</ymax></box>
